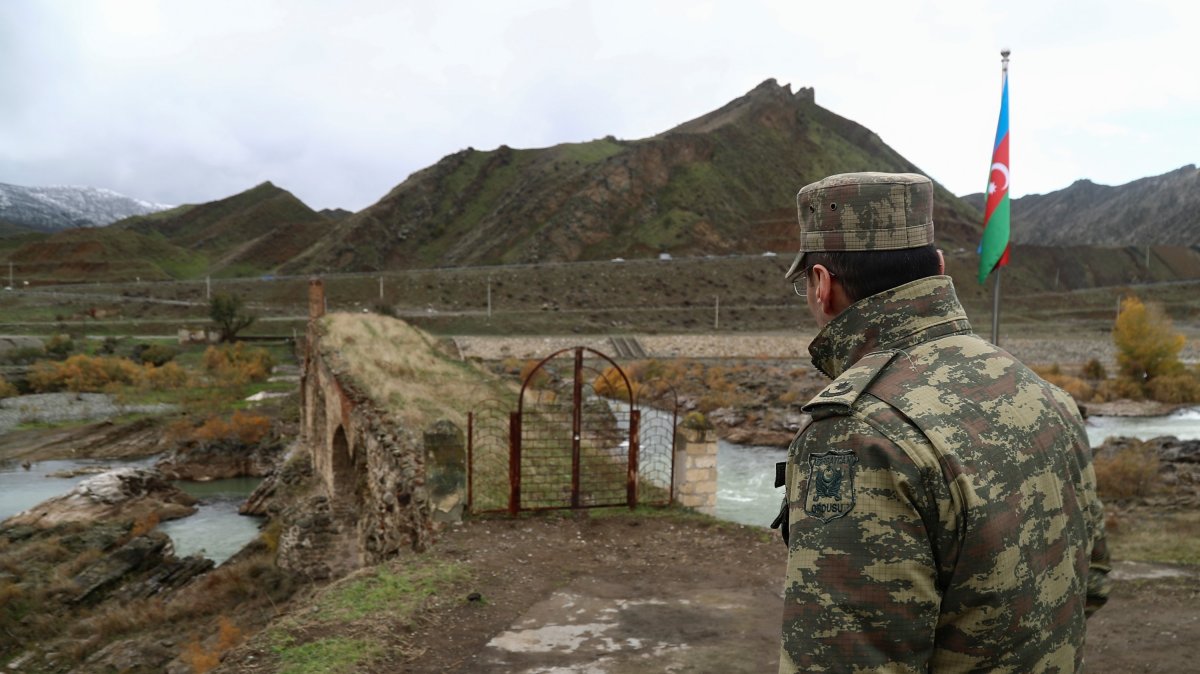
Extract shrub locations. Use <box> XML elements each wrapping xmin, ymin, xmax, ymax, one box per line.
<box><xmin>45</xmin><ymin>334</ymin><xmax>74</xmax><ymax>359</ymax></box>
<box><xmin>142</xmin><ymin>361</ymin><xmax>189</xmax><ymax>391</ymax></box>
<box><xmin>28</xmin><ymin>355</ymin><xmax>143</xmax><ymax>393</ymax></box>
<box><xmin>1093</xmin><ymin>377</ymin><xmax>1145</xmax><ymax>402</ymax></box>
<box><xmin>1082</xmin><ymin>358</ymin><xmax>1107</xmax><ymax>381</ymax></box>
<box><xmin>1041</xmin><ymin>373</ymin><xmax>1094</xmax><ymax>403</ymax></box>
<box><xmin>203</xmin><ymin>343</ymin><xmax>273</xmax><ymax>385</ymax></box>
<box><xmin>191</xmin><ymin>411</ymin><xmax>272</xmax><ymax>446</ymax></box>
<box><xmin>98</xmin><ymin>336</ymin><xmax>119</xmax><ymax>355</ymax></box>
<box><xmin>1094</xmin><ymin>440</ymin><xmax>1161</xmax><ymax>501</ymax></box>
<box><xmin>1113</xmin><ymin>295</ymin><xmax>1185</xmax><ymax>383</ymax></box>
<box><xmin>133</xmin><ymin>343</ymin><xmax>179</xmax><ymax>366</ymax></box>
<box><xmin>1145</xmin><ymin>372</ymin><xmax>1200</xmax><ymax>404</ymax></box>
<box><xmin>0</xmin><ymin>377</ymin><xmax>17</xmax><ymax>399</ymax></box>
<box><xmin>518</xmin><ymin>359</ymin><xmax>550</xmax><ymax>389</ymax></box>
<box><xmin>593</xmin><ymin>365</ymin><xmax>641</xmax><ymax>400</ymax></box>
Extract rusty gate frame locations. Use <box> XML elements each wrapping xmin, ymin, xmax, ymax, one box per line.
<box><xmin>466</xmin><ymin>346</ymin><xmax>677</xmax><ymax>515</ymax></box>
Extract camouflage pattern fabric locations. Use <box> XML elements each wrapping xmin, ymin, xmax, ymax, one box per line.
<box><xmin>785</xmin><ymin>172</ymin><xmax>934</xmax><ymax>279</ymax></box>
<box><xmin>781</xmin><ymin>275</ymin><xmax>1110</xmax><ymax>673</ymax></box>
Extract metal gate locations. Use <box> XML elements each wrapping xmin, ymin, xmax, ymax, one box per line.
<box><xmin>467</xmin><ymin>347</ymin><xmax>677</xmax><ymax>514</ymax></box>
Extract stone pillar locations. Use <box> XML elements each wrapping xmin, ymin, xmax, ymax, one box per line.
<box><xmin>308</xmin><ymin>277</ymin><xmax>325</xmax><ymax>320</ymax></box>
<box><xmin>673</xmin><ymin>419</ymin><xmax>718</xmax><ymax>515</ymax></box>
<box><xmin>424</xmin><ymin>420</ymin><xmax>466</xmax><ymax>524</ymax></box>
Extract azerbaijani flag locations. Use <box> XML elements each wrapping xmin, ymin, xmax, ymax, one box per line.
<box><xmin>978</xmin><ymin>69</ymin><xmax>1011</xmax><ymax>284</ymax></box>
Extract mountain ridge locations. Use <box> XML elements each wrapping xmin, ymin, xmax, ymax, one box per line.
<box><xmin>961</xmin><ymin>164</ymin><xmax>1200</xmax><ymax>246</ymax></box>
<box><xmin>0</xmin><ymin>182</ymin><xmax>171</xmax><ymax>232</ymax></box>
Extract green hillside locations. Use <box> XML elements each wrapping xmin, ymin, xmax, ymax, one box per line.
<box><xmin>282</xmin><ymin>80</ymin><xmax>983</xmax><ymax>273</ymax></box>
<box><xmin>3</xmin><ymin>183</ymin><xmax>333</xmax><ymax>283</ymax></box>
<box><xmin>3</xmin><ymin>226</ymin><xmax>205</xmax><ymax>283</ymax></box>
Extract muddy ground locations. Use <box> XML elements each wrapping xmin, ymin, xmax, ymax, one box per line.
<box><xmin>212</xmin><ymin>512</ymin><xmax>1200</xmax><ymax>673</ymax></box>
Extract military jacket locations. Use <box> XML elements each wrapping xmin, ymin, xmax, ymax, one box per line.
<box><xmin>781</xmin><ymin>276</ymin><xmax>1110</xmax><ymax>673</ymax></box>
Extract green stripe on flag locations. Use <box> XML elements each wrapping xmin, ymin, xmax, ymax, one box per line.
<box><xmin>977</xmin><ymin>194</ymin><xmax>1010</xmax><ymax>284</ymax></box>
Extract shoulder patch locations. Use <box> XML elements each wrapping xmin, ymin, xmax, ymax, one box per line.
<box><xmin>802</xmin><ymin>350</ymin><xmax>899</xmax><ymax>415</ymax></box>
<box><xmin>803</xmin><ymin>449</ymin><xmax>859</xmax><ymax>522</ymax></box>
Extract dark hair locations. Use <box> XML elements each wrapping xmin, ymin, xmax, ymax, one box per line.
<box><xmin>805</xmin><ymin>244</ymin><xmax>941</xmax><ymax>303</ymax></box>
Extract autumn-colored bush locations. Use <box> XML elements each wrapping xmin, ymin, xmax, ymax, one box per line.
<box><xmin>203</xmin><ymin>343</ymin><xmax>272</xmax><ymax>385</ymax></box>
<box><xmin>1093</xmin><ymin>377</ymin><xmax>1146</xmax><ymax>402</ymax></box>
<box><xmin>1145</xmin><ymin>372</ymin><xmax>1200</xmax><ymax>404</ymax></box>
<box><xmin>1114</xmin><ymin>295</ymin><xmax>1186</xmax><ymax>384</ymax></box>
<box><xmin>0</xmin><ymin>377</ymin><xmax>17</xmax><ymax>399</ymax></box>
<box><xmin>142</xmin><ymin>361</ymin><xmax>190</xmax><ymax>391</ymax></box>
<box><xmin>593</xmin><ymin>365</ymin><xmax>641</xmax><ymax>400</ymax></box>
<box><xmin>182</xmin><ymin>615</ymin><xmax>242</xmax><ymax>674</ymax></box>
<box><xmin>1093</xmin><ymin>440</ymin><xmax>1161</xmax><ymax>501</ymax></box>
<box><xmin>28</xmin><ymin>354</ymin><xmax>144</xmax><ymax>393</ymax></box>
<box><xmin>1041</xmin><ymin>372</ymin><xmax>1094</xmax><ymax>403</ymax></box>
<box><xmin>190</xmin><ymin>411</ymin><xmax>272</xmax><ymax>445</ymax></box>
<box><xmin>518</xmin><ymin>359</ymin><xmax>550</xmax><ymax>389</ymax></box>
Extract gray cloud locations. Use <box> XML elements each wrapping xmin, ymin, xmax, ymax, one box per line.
<box><xmin>0</xmin><ymin>0</ymin><xmax>1196</xmax><ymax>212</ymax></box>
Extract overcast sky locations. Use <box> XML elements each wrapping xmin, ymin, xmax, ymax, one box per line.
<box><xmin>1</xmin><ymin>0</ymin><xmax>1196</xmax><ymax>212</ymax></box>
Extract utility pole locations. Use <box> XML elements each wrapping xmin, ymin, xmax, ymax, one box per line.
<box><xmin>714</xmin><ymin>295</ymin><xmax>720</xmax><ymax>330</ymax></box>
<box><xmin>379</xmin><ymin>276</ymin><xmax>384</xmax><ymax>301</ymax></box>
<box><xmin>206</xmin><ymin>275</ymin><xmax>211</xmax><ymax>300</ymax></box>
<box><xmin>7</xmin><ymin>262</ymin><xmax>12</xmax><ymax>289</ymax></box>
<box><xmin>487</xmin><ymin>276</ymin><xmax>492</xmax><ymax>320</ymax></box>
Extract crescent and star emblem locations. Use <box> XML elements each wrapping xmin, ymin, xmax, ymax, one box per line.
<box><xmin>988</xmin><ymin>162</ymin><xmax>1010</xmax><ymax>194</ymax></box>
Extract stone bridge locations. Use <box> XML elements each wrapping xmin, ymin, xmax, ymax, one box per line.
<box><xmin>278</xmin><ymin>279</ymin><xmax>464</xmax><ymax>578</ymax></box>
<box><xmin>280</xmin><ymin>279</ymin><xmax>718</xmax><ymax>579</ymax></box>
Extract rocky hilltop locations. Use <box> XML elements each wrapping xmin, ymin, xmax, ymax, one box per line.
<box><xmin>282</xmin><ymin>79</ymin><xmax>983</xmax><ymax>272</ymax></box>
<box><xmin>962</xmin><ymin>164</ymin><xmax>1200</xmax><ymax>246</ymax></box>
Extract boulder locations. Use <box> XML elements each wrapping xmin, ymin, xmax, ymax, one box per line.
<box><xmin>3</xmin><ymin>467</ymin><xmax>197</xmax><ymax>528</ymax></box>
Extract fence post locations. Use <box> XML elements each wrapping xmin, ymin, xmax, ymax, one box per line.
<box><xmin>628</xmin><ymin>410</ymin><xmax>640</xmax><ymax>509</ymax></box>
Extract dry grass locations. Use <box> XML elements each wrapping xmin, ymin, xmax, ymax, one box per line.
<box><xmin>1107</xmin><ymin>510</ymin><xmax>1200</xmax><ymax>566</ymax></box>
<box><xmin>1094</xmin><ymin>440</ymin><xmax>1162</xmax><ymax>502</ymax></box>
<box><xmin>320</xmin><ymin>313</ymin><xmax>514</xmax><ymax>429</ymax></box>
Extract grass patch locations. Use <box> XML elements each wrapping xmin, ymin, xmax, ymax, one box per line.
<box><xmin>1107</xmin><ymin>510</ymin><xmax>1200</xmax><ymax>567</ymax></box>
<box><xmin>320</xmin><ymin>313</ymin><xmax>514</xmax><ymax>429</ymax></box>
<box><xmin>314</xmin><ymin>559</ymin><xmax>470</xmax><ymax>623</ymax></box>
<box><xmin>275</xmin><ymin>637</ymin><xmax>383</xmax><ymax>674</ymax></box>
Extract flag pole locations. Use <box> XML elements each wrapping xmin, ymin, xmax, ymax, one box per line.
<box><xmin>990</xmin><ymin>48</ymin><xmax>1010</xmax><ymax>347</ymax></box>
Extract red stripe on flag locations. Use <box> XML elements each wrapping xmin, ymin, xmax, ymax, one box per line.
<box><xmin>997</xmin><ymin>243</ymin><xmax>1011</xmax><ymax>268</ymax></box>
<box><xmin>983</xmin><ymin>133</ymin><xmax>1010</xmax><ymax>224</ymax></box>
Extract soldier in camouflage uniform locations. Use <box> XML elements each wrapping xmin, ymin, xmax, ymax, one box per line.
<box><xmin>773</xmin><ymin>172</ymin><xmax>1110</xmax><ymax>672</ymax></box>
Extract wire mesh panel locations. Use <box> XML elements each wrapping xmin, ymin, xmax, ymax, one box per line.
<box><xmin>576</xmin><ymin>376</ymin><xmax>632</xmax><ymax>507</ymax></box>
<box><xmin>518</xmin><ymin>386</ymin><xmax>577</xmax><ymax>509</ymax></box>
<box><xmin>467</xmin><ymin>399</ymin><xmax>512</xmax><ymax>513</ymax></box>
<box><xmin>636</xmin><ymin>397</ymin><xmax>677</xmax><ymax>506</ymax></box>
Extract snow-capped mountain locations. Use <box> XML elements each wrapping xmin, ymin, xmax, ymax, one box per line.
<box><xmin>0</xmin><ymin>182</ymin><xmax>173</xmax><ymax>232</ymax></box>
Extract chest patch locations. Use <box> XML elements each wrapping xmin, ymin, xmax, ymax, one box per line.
<box><xmin>804</xmin><ymin>450</ymin><xmax>859</xmax><ymax>523</ymax></box>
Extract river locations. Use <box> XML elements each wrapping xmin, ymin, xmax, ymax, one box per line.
<box><xmin>715</xmin><ymin>406</ymin><xmax>1200</xmax><ymax>528</ymax></box>
<box><xmin>0</xmin><ymin>460</ymin><xmax>261</xmax><ymax>565</ymax></box>
<box><xmin>4</xmin><ymin>407</ymin><xmax>1198</xmax><ymax>559</ymax></box>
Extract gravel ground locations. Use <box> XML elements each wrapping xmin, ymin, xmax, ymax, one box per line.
<box><xmin>0</xmin><ymin>393</ymin><xmax>175</xmax><ymax>434</ymax></box>
<box><xmin>454</xmin><ymin>332</ymin><xmax>1185</xmax><ymax>371</ymax></box>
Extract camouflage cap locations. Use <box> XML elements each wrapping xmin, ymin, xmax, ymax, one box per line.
<box><xmin>784</xmin><ymin>172</ymin><xmax>935</xmax><ymax>280</ymax></box>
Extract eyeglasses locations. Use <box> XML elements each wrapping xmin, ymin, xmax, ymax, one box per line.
<box><xmin>791</xmin><ymin>268</ymin><xmax>835</xmax><ymax>296</ymax></box>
